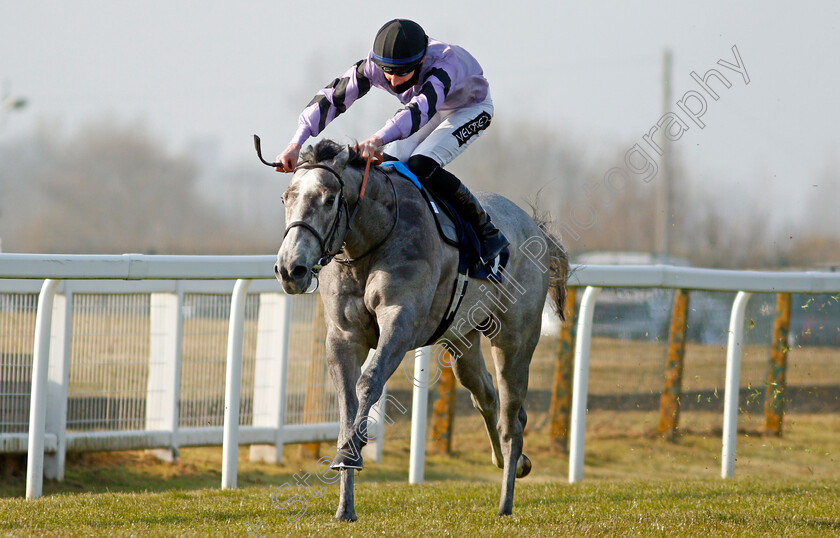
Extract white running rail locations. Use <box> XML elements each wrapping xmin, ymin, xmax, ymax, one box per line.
<box><xmin>0</xmin><ymin>254</ymin><xmax>365</xmax><ymax>499</ymax></box>
<box><xmin>565</xmin><ymin>264</ymin><xmax>840</xmax><ymax>483</ymax></box>
<box><xmin>4</xmin><ymin>254</ymin><xmax>840</xmax><ymax>497</ymax></box>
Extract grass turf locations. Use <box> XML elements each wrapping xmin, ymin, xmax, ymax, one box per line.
<box><xmin>1</xmin><ymin>478</ymin><xmax>838</xmax><ymax>536</ymax></box>
<box><xmin>1</xmin><ymin>411</ymin><xmax>838</xmax><ymax>536</ymax></box>
<box><xmin>1</xmin><ymin>337</ymin><xmax>838</xmax><ymax>535</ymax></box>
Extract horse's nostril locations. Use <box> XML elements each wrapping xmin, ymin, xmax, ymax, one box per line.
<box><xmin>291</xmin><ymin>265</ymin><xmax>309</xmax><ymax>279</ymax></box>
<box><xmin>276</xmin><ymin>263</ymin><xmax>292</xmax><ymax>282</ymax></box>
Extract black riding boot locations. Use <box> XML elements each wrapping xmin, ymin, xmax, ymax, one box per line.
<box><xmin>450</xmin><ymin>182</ymin><xmax>510</xmax><ymax>265</ymax></box>
<box><xmin>408</xmin><ymin>155</ymin><xmax>509</xmax><ymax>266</ymax></box>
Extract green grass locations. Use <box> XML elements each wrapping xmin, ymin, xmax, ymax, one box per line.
<box><xmin>2</xmin><ymin>479</ymin><xmax>839</xmax><ymax>537</ymax></box>
<box><xmin>1</xmin><ymin>335</ymin><xmax>838</xmax><ymax>535</ymax></box>
<box><xmin>1</xmin><ymin>411</ymin><xmax>838</xmax><ymax>536</ymax></box>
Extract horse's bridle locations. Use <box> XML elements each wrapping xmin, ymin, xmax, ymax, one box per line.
<box><xmin>283</xmin><ymin>163</ymin><xmax>350</xmax><ymax>274</ymax></box>
<box><xmin>283</xmin><ymin>161</ymin><xmax>399</xmax><ymax>284</ymax></box>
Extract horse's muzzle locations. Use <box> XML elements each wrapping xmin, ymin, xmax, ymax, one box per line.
<box><xmin>275</xmin><ymin>261</ymin><xmax>318</xmax><ymax>294</ymax></box>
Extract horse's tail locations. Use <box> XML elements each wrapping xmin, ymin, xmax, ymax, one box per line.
<box><xmin>531</xmin><ymin>206</ymin><xmax>570</xmax><ymax>321</ymax></box>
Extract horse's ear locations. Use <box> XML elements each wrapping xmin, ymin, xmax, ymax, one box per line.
<box><xmin>328</xmin><ymin>145</ymin><xmax>353</xmax><ymax>172</ymax></box>
<box><xmin>299</xmin><ymin>144</ymin><xmax>315</xmax><ymax>163</ymax></box>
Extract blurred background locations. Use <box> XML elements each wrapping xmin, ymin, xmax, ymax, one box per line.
<box><xmin>2</xmin><ymin>1</ymin><xmax>839</xmax><ymax>268</ymax></box>
<box><xmin>1</xmin><ymin>3</ymin><xmax>839</xmax><ymax>488</ymax></box>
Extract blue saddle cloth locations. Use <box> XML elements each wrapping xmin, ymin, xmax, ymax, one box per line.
<box><xmin>379</xmin><ymin>161</ymin><xmax>509</xmax><ymax>282</ymax></box>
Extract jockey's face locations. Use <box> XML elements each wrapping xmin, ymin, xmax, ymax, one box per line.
<box><xmin>383</xmin><ymin>69</ymin><xmax>415</xmax><ymax>88</ymax></box>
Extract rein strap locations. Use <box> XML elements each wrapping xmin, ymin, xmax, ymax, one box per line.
<box><xmin>358</xmin><ymin>151</ymin><xmax>383</xmax><ymax>202</ymax></box>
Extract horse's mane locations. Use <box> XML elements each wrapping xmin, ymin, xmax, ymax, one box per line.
<box><xmin>299</xmin><ymin>139</ymin><xmax>366</xmax><ymax>168</ymax></box>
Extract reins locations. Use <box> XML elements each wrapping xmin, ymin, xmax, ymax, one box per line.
<box><xmin>252</xmin><ymin>135</ymin><xmax>398</xmax><ymax>282</ymax></box>
<box><xmin>334</xmin><ymin>167</ymin><xmax>398</xmax><ymax>265</ymax></box>
<box><xmin>359</xmin><ymin>154</ymin><xmax>375</xmax><ymax>200</ymax></box>
<box><xmin>345</xmin><ymin>151</ymin><xmax>382</xmax><ymax>231</ymax></box>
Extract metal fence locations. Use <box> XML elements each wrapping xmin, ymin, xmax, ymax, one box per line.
<box><xmin>0</xmin><ymin>292</ymin><xmax>38</xmax><ymax>434</ymax></box>
<box><xmin>0</xmin><ymin>257</ymin><xmax>353</xmax><ymax>499</ymax></box>
<box><xmin>0</xmin><ymin>282</ymin><xmax>339</xmax><ymax>442</ymax></box>
<box><xmin>67</xmin><ymin>293</ymin><xmax>151</xmax><ymax>433</ymax></box>
<box><xmin>3</xmin><ymin>255</ymin><xmax>839</xmax><ymax>500</ymax></box>
<box><xmin>563</xmin><ymin>266</ymin><xmax>840</xmax><ymax>483</ymax></box>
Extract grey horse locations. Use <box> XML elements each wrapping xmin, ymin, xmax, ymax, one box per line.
<box><xmin>271</xmin><ymin>139</ymin><xmax>568</xmax><ymax>521</ymax></box>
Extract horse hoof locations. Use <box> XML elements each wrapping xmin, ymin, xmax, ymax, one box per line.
<box><xmin>330</xmin><ymin>440</ymin><xmax>364</xmax><ymax>471</ymax></box>
<box><xmin>330</xmin><ymin>456</ymin><xmax>363</xmax><ymax>471</ymax></box>
<box><xmin>515</xmin><ymin>453</ymin><xmax>532</xmax><ymax>478</ymax></box>
<box><xmin>334</xmin><ymin>512</ymin><xmax>357</xmax><ymax>522</ymax></box>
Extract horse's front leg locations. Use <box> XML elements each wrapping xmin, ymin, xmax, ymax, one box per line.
<box><xmin>351</xmin><ymin>305</ymin><xmax>418</xmax><ymax>449</ymax></box>
<box><xmin>331</xmin><ymin>307</ymin><xmax>419</xmax><ymax>471</ymax></box>
<box><xmin>325</xmin><ymin>333</ymin><xmax>368</xmax><ymax>522</ymax></box>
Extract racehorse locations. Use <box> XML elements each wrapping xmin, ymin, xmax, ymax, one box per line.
<box><xmin>262</xmin><ymin>137</ymin><xmax>568</xmax><ymax>521</ymax></box>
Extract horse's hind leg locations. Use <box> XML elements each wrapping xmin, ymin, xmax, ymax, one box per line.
<box><xmin>448</xmin><ymin>330</ymin><xmax>504</xmax><ymax>470</ymax></box>
<box><xmin>490</xmin><ymin>325</ymin><xmax>539</xmax><ymax>516</ymax></box>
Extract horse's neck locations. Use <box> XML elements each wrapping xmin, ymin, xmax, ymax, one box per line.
<box><xmin>341</xmin><ymin>167</ymin><xmax>395</xmax><ymax>259</ymax></box>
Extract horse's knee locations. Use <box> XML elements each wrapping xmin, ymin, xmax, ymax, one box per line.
<box><xmin>470</xmin><ymin>392</ymin><xmax>497</xmax><ymax>418</ymax></box>
<box><xmin>497</xmin><ymin>428</ymin><xmax>524</xmax><ymax>446</ymax></box>
<box><xmin>472</xmin><ymin>373</ymin><xmax>497</xmax><ymax>402</ymax></box>
<box><xmin>497</xmin><ymin>408</ymin><xmax>526</xmax><ymax>440</ymax></box>
<box><xmin>355</xmin><ymin>368</ymin><xmax>384</xmax><ymax>404</ymax></box>
<box><xmin>500</xmin><ymin>396</ymin><xmax>525</xmax><ymax>419</ymax></box>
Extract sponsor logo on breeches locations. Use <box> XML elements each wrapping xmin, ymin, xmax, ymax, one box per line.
<box><xmin>452</xmin><ymin>111</ymin><xmax>492</xmax><ymax>146</ymax></box>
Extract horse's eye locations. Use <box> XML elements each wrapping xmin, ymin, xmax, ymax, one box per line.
<box><xmin>325</xmin><ymin>194</ymin><xmax>336</xmax><ymax>206</ymax></box>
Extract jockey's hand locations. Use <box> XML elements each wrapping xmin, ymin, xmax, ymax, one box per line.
<box><xmin>275</xmin><ymin>143</ymin><xmax>301</xmax><ymax>173</ymax></box>
<box><xmin>355</xmin><ymin>136</ymin><xmax>383</xmax><ymax>161</ymax></box>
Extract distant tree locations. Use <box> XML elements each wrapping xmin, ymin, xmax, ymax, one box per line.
<box><xmin>0</xmin><ymin>133</ymin><xmax>54</xmax><ymax>251</ymax></box>
<box><xmin>783</xmin><ymin>234</ymin><xmax>840</xmax><ymax>267</ymax></box>
<box><xmin>0</xmin><ymin>119</ymin><xmax>272</xmax><ymax>254</ymax></box>
<box><xmin>802</xmin><ymin>163</ymin><xmax>840</xmax><ymax>239</ymax></box>
<box><xmin>780</xmin><ymin>162</ymin><xmax>840</xmax><ymax>267</ymax></box>
<box><xmin>4</xmin><ymin>115</ymin><xmax>835</xmax><ymax>268</ymax></box>
<box><xmin>448</xmin><ymin>119</ymin><xmax>589</xmax><ymax>217</ymax></box>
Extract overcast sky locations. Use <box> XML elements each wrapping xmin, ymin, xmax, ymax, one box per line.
<box><xmin>2</xmin><ymin>2</ymin><xmax>839</xmax><ymax>229</ymax></box>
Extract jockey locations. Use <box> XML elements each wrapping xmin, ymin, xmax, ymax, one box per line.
<box><xmin>275</xmin><ymin>18</ymin><xmax>509</xmax><ymax>266</ymax></box>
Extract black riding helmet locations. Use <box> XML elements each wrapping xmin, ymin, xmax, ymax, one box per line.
<box><xmin>372</xmin><ymin>19</ymin><xmax>427</xmax><ymax>75</ymax></box>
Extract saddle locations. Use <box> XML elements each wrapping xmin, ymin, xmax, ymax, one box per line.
<box><xmin>380</xmin><ymin>162</ymin><xmax>509</xmax><ymax>276</ymax></box>
<box><xmin>379</xmin><ymin>161</ymin><xmax>510</xmax><ymax>345</ymax></box>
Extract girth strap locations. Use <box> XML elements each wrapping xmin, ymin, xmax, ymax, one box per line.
<box><xmin>423</xmin><ymin>267</ymin><xmax>470</xmax><ymax>347</ymax></box>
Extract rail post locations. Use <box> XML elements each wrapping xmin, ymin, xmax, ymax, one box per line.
<box><xmin>25</xmin><ymin>278</ymin><xmax>60</xmax><ymax>500</ymax></box>
<box><xmin>220</xmin><ymin>278</ymin><xmax>252</xmax><ymax>489</ymax></box>
<box><xmin>548</xmin><ymin>286</ymin><xmax>577</xmax><ymax>452</ymax></box>
<box><xmin>44</xmin><ymin>289</ymin><xmax>72</xmax><ymax>481</ymax></box>
<box><xmin>430</xmin><ymin>347</ymin><xmax>457</xmax><ymax>454</ymax></box>
<box><xmin>568</xmin><ymin>286</ymin><xmax>602</xmax><ymax>484</ymax></box>
<box><xmin>722</xmin><ymin>291</ymin><xmax>752</xmax><ymax>479</ymax></box>
<box><xmin>409</xmin><ymin>346</ymin><xmax>431</xmax><ymax>484</ymax></box>
<box><xmin>658</xmin><ymin>288</ymin><xmax>690</xmax><ymax>439</ymax></box>
<box><xmin>764</xmin><ymin>292</ymin><xmax>791</xmax><ymax>435</ymax></box>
